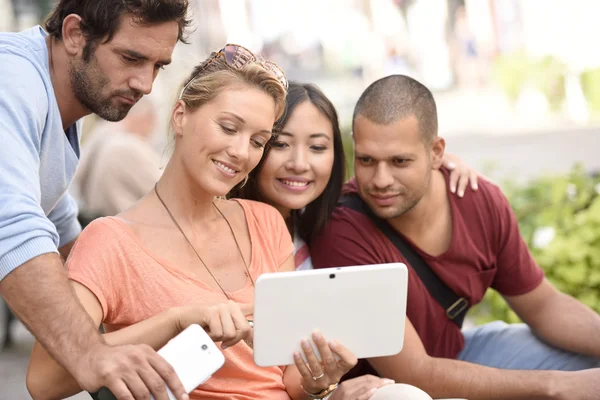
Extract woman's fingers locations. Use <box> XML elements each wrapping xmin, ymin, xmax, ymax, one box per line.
<box><xmin>217</xmin><ymin>304</ymin><xmax>237</xmax><ymax>346</ymax></box>
<box><xmin>312</xmin><ymin>331</ymin><xmax>338</xmax><ymax>379</ymax></box>
<box><xmin>470</xmin><ymin>170</ymin><xmax>479</xmax><ymax>191</ymax></box>
<box><xmin>442</xmin><ymin>156</ymin><xmax>457</xmax><ymax>171</ymax></box>
<box><xmin>293</xmin><ymin>351</ymin><xmax>316</xmax><ymax>385</ymax></box>
<box><xmin>449</xmin><ymin>162</ymin><xmax>479</xmax><ymax>197</ymax></box>
<box><xmin>239</xmin><ymin>302</ymin><xmax>254</xmax><ymax>316</ymax></box>
<box><xmin>443</xmin><ymin>153</ymin><xmax>481</xmax><ymax>197</ymax></box>
<box><xmin>448</xmin><ymin>165</ymin><xmax>460</xmax><ymax>194</ymax></box>
<box><xmin>205</xmin><ymin>308</ymin><xmax>223</xmax><ymax>342</ymax></box>
<box><xmin>301</xmin><ymin>338</ymin><xmax>325</xmax><ymax>380</ymax></box>
<box><xmin>197</xmin><ymin>301</ymin><xmax>253</xmax><ymax>348</ymax></box>
<box><xmin>328</xmin><ymin>340</ymin><xmax>358</xmax><ymax>371</ymax></box>
<box><xmin>223</xmin><ymin>301</ymin><xmax>252</xmax><ymax>348</ymax></box>
<box><xmin>230</xmin><ymin>301</ymin><xmax>252</xmax><ymax>338</ymax></box>
<box><xmin>456</xmin><ymin>165</ymin><xmax>470</xmax><ymax>197</ymax></box>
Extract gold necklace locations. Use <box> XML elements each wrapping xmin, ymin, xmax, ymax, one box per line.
<box><xmin>154</xmin><ymin>183</ymin><xmax>255</xmax><ymax>299</ymax></box>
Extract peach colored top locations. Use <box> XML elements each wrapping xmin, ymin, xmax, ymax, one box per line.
<box><xmin>67</xmin><ymin>199</ymin><xmax>295</xmax><ymax>400</ymax></box>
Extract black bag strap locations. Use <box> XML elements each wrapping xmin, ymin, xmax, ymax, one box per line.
<box><xmin>339</xmin><ymin>194</ymin><xmax>469</xmax><ymax>328</ymax></box>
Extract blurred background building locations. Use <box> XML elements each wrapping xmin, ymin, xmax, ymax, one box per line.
<box><xmin>1</xmin><ymin>1</ymin><xmax>599</xmax><ymax>398</ymax></box>
<box><xmin>2</xmin><ymin>0</ymin><xmax>598</xmax><ymax>178</ymax></box>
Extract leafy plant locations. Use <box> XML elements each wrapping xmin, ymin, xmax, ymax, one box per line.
<box><xmin>472</xmin><ymin>165</ymin><xmax>600</xmax><ymax>323</ymax></box>
<box><xmin>492</xmin><ymin>51</ymin><xmax>530</xmax><ymax>104</ymax></box>
<box><xmin>529</xmin><ymin>56</ymin><xmax>566</xmax><ymax>111</ymax></box>
<box><xmin>581</xmin><ymin>67</ymin><xmax>600</xmax><ymax>113</ymax></box>
<box><xmin>492</xmin><ymin>52</ymin><xmax>566</xmax><ymax>111</ymax></box>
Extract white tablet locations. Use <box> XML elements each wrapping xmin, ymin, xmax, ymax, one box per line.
<box><xmin>253</xmin><ymin>263</ymin><xmax>408</xmax><ymax>367</ymax></box>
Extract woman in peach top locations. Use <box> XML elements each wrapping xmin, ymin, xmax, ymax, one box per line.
<box><xmin>26</xmin><ymin>45</ymin><xmax>358</xmax><ymax>400</ymax></box>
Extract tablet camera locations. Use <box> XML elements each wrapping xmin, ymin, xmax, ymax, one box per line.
<box><xmin>201</xmin><ymin>344</ymin><xmax>208</xmax><ymax>350</ymax></box>
<box><xmin>329</xmin><ymin>273</ymin><xmax>336</xmax><ymax>279</ymax></box>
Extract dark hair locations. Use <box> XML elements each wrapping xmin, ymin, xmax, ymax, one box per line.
<box><xmin>45</xmin><ymin>0</ymin><xmax>191</xmax><ymax>60</ymax></box>
<box><xmin>353</xmin><ymin>74</ymin><xmax>438</xmax><ymax>143</ymax></box>
<box><xmin>230</xmin><ymin>82</ymin><xmax>345</xmax><ymax>242</ymax></box>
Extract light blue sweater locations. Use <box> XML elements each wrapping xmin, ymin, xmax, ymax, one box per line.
<box><xmin>0</xmin><ymin>26</ymin><xmax>82</xmax><ymax>281</ymax></box>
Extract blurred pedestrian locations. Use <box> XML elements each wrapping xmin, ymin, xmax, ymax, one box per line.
<box><xmin>73</xmin><ymin>97</ymin><xmax>162</xmax><ymax>220</ymax></box>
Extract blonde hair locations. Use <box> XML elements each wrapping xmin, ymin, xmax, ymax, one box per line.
<box><xmin>179</xmin><ymin>52</ymin><xmax>287</xmax><ymax>120</ymax></box>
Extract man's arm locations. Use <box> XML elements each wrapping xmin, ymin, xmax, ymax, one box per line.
<box><xmin>0</xmin><ymin>51</ymin><xmax>106</xmax><ymax>389</ymax></box>
<box><xmin>27</xmin><ymin>279</ymin><xmax>251</xmax><ymax>400</ymax></box>
<box><xmin>7</xmin><ymin>253</ymin><xmax>189</xmax><ymax>400</ymax></box>
<box><xmin>0</xmin><ymin>253</ymin><xmax>104</xmax><ymax>377</ymax></box>
<box><xmin>505</xmin><ymin>279</ymin><xmax>600</xmax><ymax>358</ymax></box>
<box><xmin>0</xmin><ymin>52</ymin><xmax>186</xmax><ymax>400</ymax></box>
<box><xmin>372</xmin><ymin>181</ymin><xmax>600</xmax><ymax>400</ymax></box>
<box><xmin>489</xmin><ymin>184</ymin><xmax>600</xmax><ymax>357</ymax></box>
<box><xmin>367</xmin><ymin>316</ymin><xmax>592</xmax><ymax>400</ymax></box>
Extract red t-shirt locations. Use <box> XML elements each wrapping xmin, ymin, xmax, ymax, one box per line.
<box><xmin>310</xmin><ymin>168</ymin><xmax>544</xmax><ymax>362</ymax></box>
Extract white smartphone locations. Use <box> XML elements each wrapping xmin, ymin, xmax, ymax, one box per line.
<box><xmin>93</xmin><ymin>324</ymin><xmax>225</xmax><ymax>400</ymax></box>
<box><xmin>158</xmin><ymin>324</ymin><xmax>225</xmax><ymax>399</ymax></box>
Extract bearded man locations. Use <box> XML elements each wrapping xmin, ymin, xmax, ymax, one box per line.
<box><xmin>0</xmin><ymin>2</ymin><xmax>194</xmax><ymax>399</ymax></box>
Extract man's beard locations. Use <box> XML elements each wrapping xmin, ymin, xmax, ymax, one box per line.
<box><xmin>69</xmin><ymin>54</ymin><xmax>139</xmax><ymax>122</ymax></box>
<box><xmin>362</xmin><ymin>170</ymin><xmax>432</xmax><ymax>220</ymax></box>
<box><xmin>369</xmin><ymin>191</ymin><xmax>422</xmax><ymax>220</ymax></box>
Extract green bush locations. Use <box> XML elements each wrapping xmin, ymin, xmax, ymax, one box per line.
<box><xmin>492</xmin><ymin>51</ymin><xmax>530</xmax><ymax>104</ymax></box>
<box><xmin>581</xmin><ymin>67</ymin><xmax>600</xmax><ymax>112</ymax></box>
<box><xmin>492</xmin><ymin>53</ymin><xmax>566</xmax><ymax>111</ymax></box>
<box><xmin>473</xmin><ymin>165</ymin><xmax>600</xmax><ymax>323</ymax></box>
<box><xmin>529</xmin><ymin>56</ymin><xmax>566</xmax><ymax>111</ymax></box>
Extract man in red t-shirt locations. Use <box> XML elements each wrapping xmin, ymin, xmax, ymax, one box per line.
<box><xmin>310</xmin><ymin>75</ymin><xmax>600</xmax><ymax>400</ymax></box>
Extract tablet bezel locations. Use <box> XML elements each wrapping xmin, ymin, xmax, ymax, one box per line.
<box><xmin>252</xmin><ymin>263</ymin><xmax>408</xmax><ymax>367</ymax></box>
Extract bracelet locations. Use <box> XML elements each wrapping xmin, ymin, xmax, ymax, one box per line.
<box><xmin>301</xmin><ymin>383</ymin><xmax>339</xmax><ymax>399</ymax></box>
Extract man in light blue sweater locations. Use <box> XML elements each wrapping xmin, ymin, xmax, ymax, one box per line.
<box><xmin>0</xmin><ymin>1</ymin><xmax>191</xmax><ymax>399</ymax></box>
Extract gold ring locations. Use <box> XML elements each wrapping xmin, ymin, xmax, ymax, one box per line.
<box><xmin>312</xmin><ymin>372</ymin><xmax>325</xmax><ymax>380</ymax></box>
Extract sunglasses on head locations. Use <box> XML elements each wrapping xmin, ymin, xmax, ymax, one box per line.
<box><xmin>178</xmin><ymin>44</ymin><xmax>288</xmax><ymax>99</ymax></box>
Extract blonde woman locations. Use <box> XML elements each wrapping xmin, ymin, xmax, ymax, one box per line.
<box><xmin>26</xmin><ymin>45</ymin><xmax>361</xmax><ymax>400</ymax></box>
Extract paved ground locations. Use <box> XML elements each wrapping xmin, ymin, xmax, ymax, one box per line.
<box><xmin>445</xmin><ymin>126</ymin><xmax>600</xmax><ymax>182</ymax></box>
